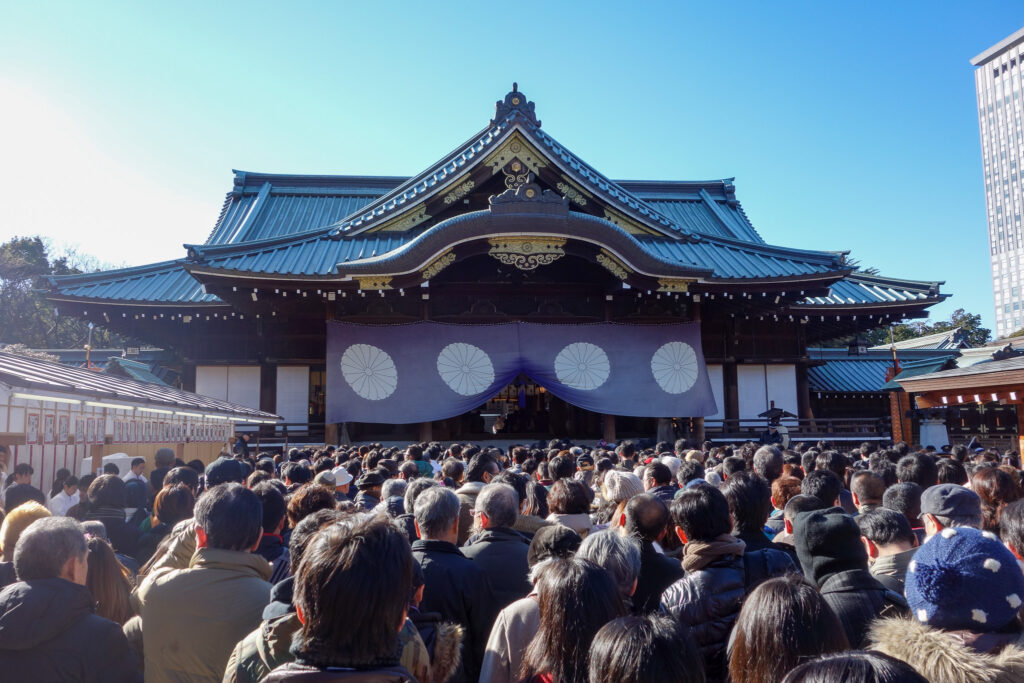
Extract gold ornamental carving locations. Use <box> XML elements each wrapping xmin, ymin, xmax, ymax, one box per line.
<box><xmin>604</xmin><ymin>207</ymin><xmax>658</xmax><ymax>236</ymax></box>
<box><xmin>595</xmin><ymin>249</ymin><xmax>631</xmax><ymax>280</ymax></box>
<box><xmin>657</xmin><ymin>278</ymin><xmax>694</xmax><ymax>293</ymax></box>
<box><xmin>443</xmin><ymin>179</ymin><xmax>475</xmax><ymax>205</ymax></box>
<box><xmin>357</xmin><ymin>276</ymin><xmax>393</xmax><ymax>291</ymax></box>
<box><xmin>488</xmin><ymin>236</ymin><xmax>566</xmax><ymax>271</ymax></box>
<box><xmin>421</xmin><ymin>251</ymin><xmax>456</xmax><ymax>279</ymax></box>
<box><xmin>373</xmin><ymin>206</ymin><xmax>431</xmax><ymax>233</ymax></box>
<box><xmin>484</xmin><ymin>133</ymin><xmax>548</xmax><ymax>179</ymax></box>
<box><xmin>556</xmin><ymin>181</ymin><xmax>588</xmax><ymax>207</ymax></box>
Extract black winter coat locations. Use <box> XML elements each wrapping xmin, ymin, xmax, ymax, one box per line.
<box><xmin>460</xmin><ymin>526</ymin><xmax>531</xmax><ymax>610</ymax></box>
<box><xmin>660</xmin><ymin>547</ymin><xmax>793</xmax><ymax>682</ymax></box>
<box><xmin>0</xmin><ymin>578</ymin><xmax>139</xmax><ymax>682</ymax></box>
<box><xmin>412</xmin><ymin>539</ymin><xmax>497</xmax><ymax>683</ymax></box>
<box><xmin>633</xmin><ymin>541</ymin><xmax>685</xmax><ymax>613</ymax></box>
<box><xmin>84</xmin><ymin>506</ymin><xmax>140</xmax><ymax>557</ymax></box>
<box><xmin>818</xmin><ymin>568</ymin><xmax>907</xmax><ymax>649</ymax></box>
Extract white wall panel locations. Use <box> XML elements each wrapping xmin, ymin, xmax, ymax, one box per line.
<box><xmin>276</xmin><ymin>366</ymin><xmax>310</xmax><ymax>424</ymax></box>
<box><xmin>196</xmin><ymin>366</ymin><xmax>228</xmax><ymax>401</ymax></box>
<box><xmin>766</xmin><ymin>365</ymin><xmax>798</xmax><ymax>417</ymax></box>
<box><xmin>227</xmin><ymin>367</ymin><xmax>261</xmax><ymax>411</ymax></box>
<box><xmin>738</xmin><ymin>364</ymin><xmax>798</xmax><ymax>419</ymax></box>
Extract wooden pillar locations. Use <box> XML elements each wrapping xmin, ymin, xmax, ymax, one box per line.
<box><xmin>656</xmin><ymin>418</ymin><xmax>674</xmax><ymax>445</ymax></box>
<box><xmin>325</xmin><ymin>423</ymin><xmax>339</xmax><ymax>445</ymax></box>
<box><xmin>602</xmin><ymin>414</ymin><xmax>616</xmax><ymax>443</ymax></box>
<box><xmin>723</xmin><ymin>362</ymin><xmax>739</xmax><ymax>421</ymax></box>
<box><xmin>418</xmin><ymin>421</ymin><xmax>433</xmax><ymax>443</ymax></box>
<box><xmin>890</xmin><ymin>391</ymin><xmax>913</xmax><ymax>444</ymax></box>
<box><xmin>693</xmin><ymin>416</ymin><xmax>705</xmax><ymax>444</ymax></box>
<box><xmin>259</xmin><ymin>362</ymin><xmax>276</xmax><ymax>415</ymax></box>
<box><xmin>795</xmin><ymin>361</ymin><xmax>812</xmax><ymax>419</ymax></box>
<box><xmin>180</xmin><ymin>363</ymin><xmax>197</xmax><ymax>393</ymax></box>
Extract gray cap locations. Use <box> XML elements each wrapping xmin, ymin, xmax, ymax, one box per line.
<box><xmin>313</xmin><ymin>471</ymin><xmax>336</xmax><ymax>488</ymax></box>
<box><xmin>921</xmin><ymin>484</ymin><xmax>982</xmax><ymax>519</ymax></box>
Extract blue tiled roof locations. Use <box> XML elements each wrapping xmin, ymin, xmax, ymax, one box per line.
<box><xmin>800</xmin><ymin>273</ymin><xmax>943</xmax><ymax>306</ymax></box>
<box><xmin>808</xmin><ymin>358</ymin><xmax>892</xmax><ymax>393</ymax></box>
<box><xmin>48</xmin><ymin>260</ymin><xmax>222</xmax><ymax>305</ymax></box>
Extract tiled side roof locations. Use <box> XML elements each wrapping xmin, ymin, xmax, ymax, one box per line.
<box><xmin>797</xmin><ymin>273</ymin><xmax>944</xmax><ymax>307</ymax></box>
<box><xmin>808</xmin><ymin>358</ymin><xmax>892</xmax><ymax>393</ymax></box>
<box><xmin>47</xmin><ymin>261</ymin><xmax>221</xmax><ymax>305</ymax></box>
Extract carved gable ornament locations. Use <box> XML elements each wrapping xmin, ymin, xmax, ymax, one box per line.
<box><xmin>488</xmin><ymin>236</ymin><xmax>566</xmax><ymax>271</ymax></box>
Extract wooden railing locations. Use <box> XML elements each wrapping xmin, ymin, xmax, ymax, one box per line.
<box><xmin>703</xmin><ymin>417</ymin><xmax>892</xmax><ymax>443</ymax></box>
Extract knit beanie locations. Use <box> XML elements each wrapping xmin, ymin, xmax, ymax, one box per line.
<box><xmin>205</xmin><ymin>456</ymin><xmax>244</xmax><ymax>487</ymax></box>
<box><xmin>602</xmin><ymin>471</ymin><xmax>644</xmax><ymax>504</ymax></box>
<box><xmin>906</xmin><ymin>526</ymin><xmax>1024</xmax><ymax>632</ymax></box>
<box><xmin>793</xmin><ymin>507</ymin><xmax>868</xmax><ymax>586</ymax></box>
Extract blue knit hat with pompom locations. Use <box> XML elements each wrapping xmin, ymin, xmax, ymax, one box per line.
<box><xmin>906</xmin><ymin>526</ymin><xmax>1024</xmax><ymax>631</ymax></box>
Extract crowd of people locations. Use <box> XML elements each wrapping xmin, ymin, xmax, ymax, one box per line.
<box><xmin>2</xmin><ymin>436</ymin><xmax>1024</xmax><ymax>682</ymax></box>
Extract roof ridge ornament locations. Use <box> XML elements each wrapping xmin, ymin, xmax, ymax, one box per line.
<box><xmin>489</xmin><ymin>175</ymin><xmax>568</xmax><ymax>216</ymax></box>
<box><xmin>492</xmin><ymin>82</ymin><xmax>541</xmax><ymax>128</ymax></box>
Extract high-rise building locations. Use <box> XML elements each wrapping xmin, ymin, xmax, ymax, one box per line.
<box><xmin>973</xmin><ymin>27</ymin><xmax>1024</xmax><ymax>339</ymax></box>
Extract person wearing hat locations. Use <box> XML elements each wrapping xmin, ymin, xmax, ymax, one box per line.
<box><xmin>312</xmin><ymin>470</ymin><xmax>336</xmax><ymax>491</ymax></box>
<box><xmin>232</xmin><ymin>432</ymin><xmax>251</xmax><ymax>459</ymax></box>
<box><xmin>329</xmin><ymin>466</ymin><xmax>354</xmax><ymax>502</ymax></box>
<box><xmin>794</xmin><ymin>507</ymin><xmax>907</xmax><ymax>649</ymax></box>
<box><xmin>920</xmin><ymin>483</ymin><xmax>983</xmax><ymax>541</ymax></box>
<box><xmin>869</xmin><ymin>526</ymin><xmax>1024</xmax><ymax>680</ymax></box>
<box><xmin>574</xmin><ymin>452</ymin><xmax>595</xmax><ymax>488</ymax></box>
<box><xmin>354</xmin><ymin>470</ymin><xmax>385</xmax><ymax>512</ymax></box>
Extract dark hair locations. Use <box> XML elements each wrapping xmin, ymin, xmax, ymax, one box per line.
<box><xmin>63</xmin><ymin>475</ymin><xmax>79</xmax><ymax>490</ymax></box>
<box><xmin>897</xmin><ymin>454</ymin><xmax>937</xmax><ymax>489</ymax></box>
<box><xmin>86</xmin><ymin>536</ymin><xmax>133</xmax><ymax>625</ymax></box>
<box><xmin>524</xmin><ymin>479</ymin><xmax>550</xmax><ymax>518</ymax></box>
<box><xmin>723</xmin><ymin>456</ymin><xmax>747</xmax><ymax>477</ymax></box>
<box><xmin>441</xmin><ymin>458</ymin><xmax>464</xmax><ymax>482</ymax></box>
<box><xmin>624</xmin><ymin>494</ymin><xmax>669</xmax><ymax>543</ymax></box>
<box><xmin>784</xmin><ymin>494</ymin><xmax>828</xmax><ymax>521</ymax></box>
<box><xmin>87</xmin><ymin>474</ymin><xmax>127</xmax><ymax>509</ymax></box>
<box><xmin>882</xmin><ymin>482</ymin><xmax>923</xmax><ymax>526</ymax></box>
<box><xmin>282</xmin><ymin>462</ymin><xmax>313</xmax><ymax>485</ymax></box>
<box><xmin>252</xmin><ymin>481</ymin><xmax>286</xmax><ymax>534</ymax></box>
<box><xmin>548</xmin><ymin>479</ymin><xmax>590</xmax><ymax>515</ymax></box>
<box><xmin>855</xmin><ymin>508</ymin><xmax>915</xmax><ymax>547</ymax></box>
<box><xmin>936</xmin><ymin>458</ymin><xmax>968</xmax><ymax>485</ymax></box>
<box><xmin>645</xmin><ymin>462</ymin><xmax>672</xmax><ymax>486</ymax></box>
<box><xmin>289</xmin><ymin>508</ymin><xmax>344</xmax><ymax>574</ymax></box>
<box><xmin>294</xmin><ymin>517</ymin><xmax>412</xmax><ymax>668</ymax></box>
<box><xmin>972</xmin><ymin>467</ymin><xmax>1021</xmax><ymax>532</ymax></box>
<box><xmin>164</xmin><ymin>466</ymin><xmax>200</xmax><ymax>493</ymax></box>
<box><xmin>722</xmin><ymin>471</ymin><xmax>773</xmax><ymax>534</ymax></box>
<box><xmin>1000</xmin><ymin>499</ymin><xmax>1024</xmax><ymax>555</ymax></box>
<box><xmin>49</xmin><ymin>468</ymin><xmax>72</xmax><ymax>498</ymax></box>
<box><xmin>849</xmin><ymin>471</ymin><xmax>885</xmax><ymax>506</ymax></box>
<box><xmin>815</xmin><ymin>451</ymin><xmax>849</xmax><ymax>482</ymax></box>
<box><xmin>589</xmin><ymin>614</ymin><xmax>705</xmax><ymax>683</ymax></box>
<box><xmin>491</xmin><ymin>470</ymin><xmax>527</xmax><ymax>507</ymax></box>
<box><xmin>671</xmin><ymin>482</ymin><xmax>731</xmax><ymax>542</ymax></box>
<box><xmin>950</xmin><ymin>444</ymin><xmax>969</xmax><ymax>463</ymax></box>
<box><xmin>194</xmin><ymin>483</ymin><xmax>262</xmax><ymax>551</ymax></box>
<box><xmin>780</xmin><ymin>651</ymin><xmax>927</xmax><ymax>683</ymax></box>
<box><xmin>729</xmin><ymin>575</ymin><xmax>850</xmax><ymax>683</ymax></box>
<box><xmin>548</xmin><ymin>455</ymin><xmax>576</xmax><ymax>482</ymax></box>
<box><xmin>287</xmin><ymin>483</ymin><xmax>337</xmax><ymax>527</ymax></box>
<box><xmin>520</xmin><ymin>558</ymin><xmax>625</xmax><ymax>683</ymax></box>
<box><xmin>802</xmin><ymin>470</ymin><xmax>841</xmax><ymax>507</ymax></box>
<box><xmin>247</xmin><ymin>470</ymin><xmax>271</xmax><ymax>488</ymax></box>
<box><xmin>153</xmin><ymin>484</ymin><xmax>195</xmax><ymax>527</ymax></box>
<box><xmin>678</xmin><ymin>460</ymin><xmax>705</xmax><ymax>486</ymax></box>
<box><xmin>466</xmin><ymin>453</ymin><xmax>498</xmax><ymax>483</ymax></box>
<box><xmin>103</xmin><ymin>462</ymin><xmax>120</xmax><ymax>475</ymax></box>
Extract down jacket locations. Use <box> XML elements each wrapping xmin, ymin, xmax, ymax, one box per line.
<box><xmin>0</xmin><ymin>577</ymin><xmax>139</xmax><ymax>682</ymax></box>
<box><xmin>660</xmin><ymin>544</ymin><xmax>793</xmax><ymax>682</ymax></box>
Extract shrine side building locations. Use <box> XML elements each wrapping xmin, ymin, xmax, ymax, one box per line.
<box><xmin>47</xmin><ymin>86</ymin><xmax>947</xmax><ymax>444</ymax></box>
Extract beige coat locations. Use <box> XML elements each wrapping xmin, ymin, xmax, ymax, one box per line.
<box><xmin>869</xmin><ymin>617</ymin><xmax>1024</xmax><ymax>683</ymax></box>
<box><xmin>132</xmin><ymin>547</ymin><xmax>272</xmax><ymax>683</ymax></box>
<box><xmin>479</xmin><ymin>594</ymin><xmax>539</xmax><ymax>683</ymax></box>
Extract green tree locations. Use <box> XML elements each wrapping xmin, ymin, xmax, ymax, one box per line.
<box><xmin>864</xmin><ymin>308</ymin><xmax>991</xmax><ymax>347</ymax></box>
<box><xmin>0</xmin><ymin>236</ymin><xmax>128</xmax><ymax>349</ymax></box>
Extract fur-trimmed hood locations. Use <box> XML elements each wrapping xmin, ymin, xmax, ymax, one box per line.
<box><xmin>430</xmin><ymin>622</ymin><xmax>464</xmax><ymax>683</ymax></box>
<box><xmin>869</xmin><ymin>617</ymin><xmax>1024</xmax><ymax>683</ymax></box>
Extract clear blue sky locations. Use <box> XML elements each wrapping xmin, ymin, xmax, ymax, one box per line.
<box><xmin>2</xmin><ymin>2</ymin><xmax>1023</xmax><ymax>335</ymax></box>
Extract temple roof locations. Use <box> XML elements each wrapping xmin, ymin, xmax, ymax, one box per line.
<box><xmin>47</xmin><ymin>85</ymin><xmax>945</xmax><ymax>322</ymax></box>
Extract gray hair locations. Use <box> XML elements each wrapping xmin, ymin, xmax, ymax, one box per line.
<box><xmin>14</xmin><ymin>517</ymin><xmax>87</xmax><ymax>581</ymax></box>
<box><xmin>405</xmin><ymin>478</ymin><xmax>438</xmax><ymax>515</ymax></box>
<box><xmin>414</xmin><ymin>486</ymin><xmax>461</xmax><ymax>539</ymax></box>
<box><xmin>382</xmin><ymin>478</ymin><xmax>408</xmax><ymax>500</ymax></box>
<box><xmin>477</xmin><ymin>483</ymin><xmax>518</xmax><ymax>529</ymax></box>
<box><xmin>576</xmin><ymin>529</ymin><xmax>641</xmax><ymax>597</ymax></box>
